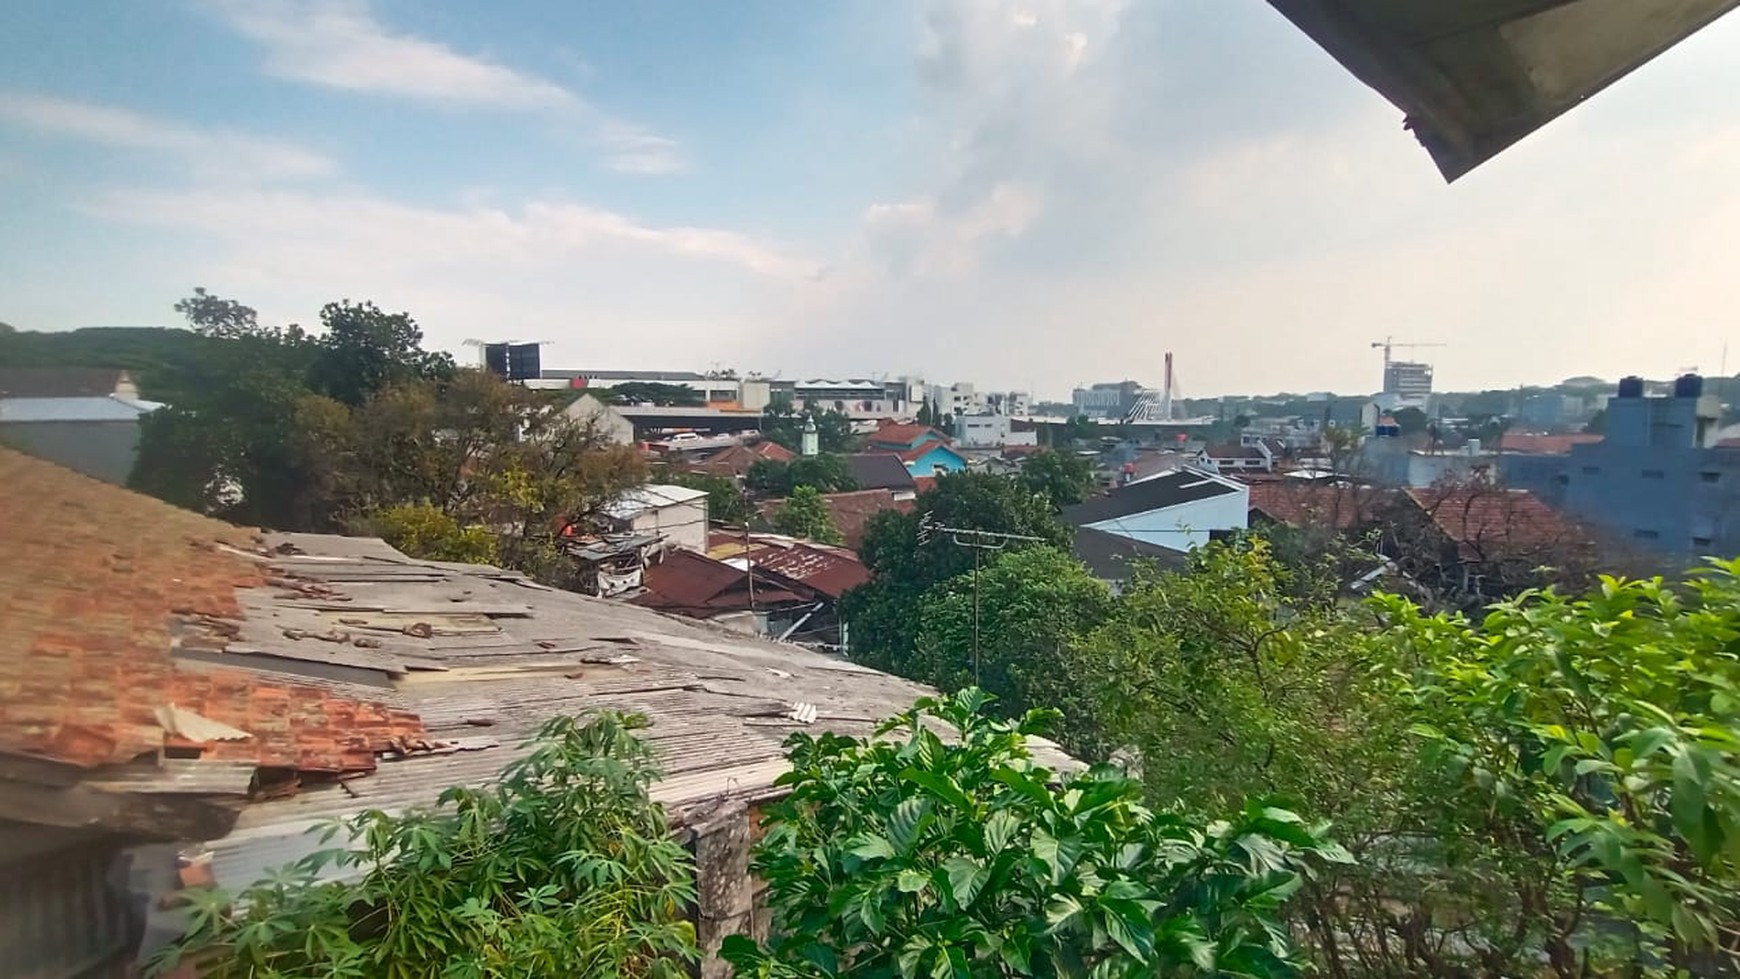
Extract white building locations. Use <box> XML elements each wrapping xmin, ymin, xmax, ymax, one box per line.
<box><xmin>604</xmin><ymin>484</ymin><xmax>711</xmax><ymax>554</ymax></box>
<box><xmin>926</xmin><ymin>382</ymin><xmax>985</xmax><ymax>417</ymax></box>
<box><xmin>538</xmin><ymin>369</ymin><xmax>741</xmax><ymax>405</ymax></box>
<box><xmin>560</xmin><ymin>394</ymin><xmax>635</xmax><ymax>445</ymax></box>
<box><xmin>1061</xmin><ymin>468</ymin><xmax>1248</xmax><ymax>553</ymax></box>
<box><xmin>954</xmin><ymin>414</ymin><xmax>1037</xmax><ymax>448</ymax></box>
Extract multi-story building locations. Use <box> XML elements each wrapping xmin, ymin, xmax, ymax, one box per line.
<box><xmin>926</xmin><ymin>382</ymin><xmax>985</xmax><ymax>417</ymax></box>
<box><xmin>1505</xmin><ymin>375</ymin><xmax>1740</xmax><ymax>556</ymax></box>
<box><xmin>1383</xmin><ymin>361</ymin><xmax>1433</xmax><ymax>399</ymax></box>
<box><xmin>1070</xmin><ymin>381</ymin><xmax>1148</xmax><ymax>419</ymax></box>
<box><xmin>538</xmin><ymin>369</ymin><xmax>741</xmax><ymax>405</ymax></box>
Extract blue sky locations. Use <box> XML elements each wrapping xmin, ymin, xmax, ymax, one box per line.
<box><xmin>3</xmin><ymin>1</ymin><xmax>1739</xmax><ymax>399</ymax></box>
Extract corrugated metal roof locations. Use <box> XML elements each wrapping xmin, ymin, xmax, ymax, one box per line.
<box><xmin>0</xmin><ymin>395</ymin><xmax>164</xmax><ymax>422</ymax></box>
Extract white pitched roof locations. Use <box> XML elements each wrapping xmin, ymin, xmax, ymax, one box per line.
<box><xmin>605</xmin><ymin>483</ymin><xmax>710</xmax><ymax>519</ymax></box>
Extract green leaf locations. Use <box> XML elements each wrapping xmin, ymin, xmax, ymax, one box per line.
<box><xmin>983</xmin><ymin>810</ymin><xmax>1021</xmax><ymax>855</ymax></box>
<box><xmin>896</xmin><ymin>868</ymin><xmax>932</xmax><ymax>894</ymax></box>
<box><xmin>1033</xmin><ymin>829</ymin><xmax>1084</xmax><ymax>883</ymax></box>
<box><xmin>1044</xmin><ymin>894</ymin><xmax>1084</xmax><ymax>932</ymax></box>
<box><xmin>888</xmin><ymin>796</ymin><xmax>931</xmax><ymax>852</ymax></box>
<box><xmin>900</xmin><ymin>767</ymin><xmax>974</xmax><ymax>812</ymax></box>
<box><xmin>848</xmin><ymin>834</ymin><xmax>897</xmax><ymax>861</ymax></box>
<box><xmin>1102</xmin><ymin>899</ymin><xmax>1157</xmax><ymax>960</ymax></box>
<box><xmin>942</xmin><ymin>855</ymin><xmax>990</xmax><ymax>908</ymax></box>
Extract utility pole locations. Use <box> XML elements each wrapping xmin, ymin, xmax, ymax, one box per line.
<box><xmin>916</xmin><ymin>513</ymin><xmax>1043</xmax><ymax>684</ymax></box>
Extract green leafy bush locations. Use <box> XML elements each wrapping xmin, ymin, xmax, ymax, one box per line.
<box><xmin>724</xmin><ymin>689</ymin><xmax>1348</xmax><ymax>978</ymax></box>
<box><xmin>154</xmin><ymin>713</ymin><xmax>699</xmax><ymax>978</ymax></box>
<box><xmin>367</xmin><ymin>502</ymin><xmax>500</xmax><ymax>565</ymax></box>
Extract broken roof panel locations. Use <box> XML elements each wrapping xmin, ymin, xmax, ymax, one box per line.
<box><xmin>1268</xmin><ymin>0</ymin><xmax>1740</xmax><ymax>180</ymax></box>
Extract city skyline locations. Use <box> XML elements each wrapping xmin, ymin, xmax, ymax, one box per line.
<box><xmin>4</xmin><ymin>1</ymin><xmax>1739</xmax><ymax>395</ymax></box>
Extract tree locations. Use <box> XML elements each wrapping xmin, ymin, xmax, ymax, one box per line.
<box><xmin>746</xmin><ymin>455</ymin><xmax>857</xmax><ymax>499</ymax></box>
<box><xmin>306</xmin><ymin>300</ymin><xmax>454</xmax><ymax>407</ymax></box>
<box><xmin>910</xmin><ymin>547</ymin><xmax>1115</xmax><ymax>758</ymax></box>
<box><xmin>1058</xmin><ymin>414</ymin><xmax>1098</xmax><ymax>445</ymax></box>
<box><xmin>366</xmin><ymin>502</ymin><xmax>500</xmax><ymax>564</ymax></box>
<box><xmin>155</xmin><ymin>712</ymin><xmax>699</xmax><ymax>978</ymax></box>
<box><xmin>763</xmin><ymin>402</ymin><xmax>856</xmax><ymax>455</ymax></box>
<box><xmin>598</xmin><ymin>382</ymin><xmax>704</xmax><ymax>407</ymax></box>
<box><xmin>1584</xmin><ymin>407</ymin><xmax>1606</xmax><ymax>435</ymax></box>
<box><xmin>916</xmin><ymin>399</ymin><xmax>935</xmax><ymax>427</ymax></box>
<box><xmin>842</xmin><ymin>472</ymin><xmax>1070</xmax><ymax>675</ymax></box>
<box><xmin>663</xmin><ymin>470</ymin><xmax>751</xmax><ymax>525</ymax></box>
<box><xmin>723</xmin><ymin>689</ymin><xmax>1348</xmax><ymax>979</ymax></box>
<box><xmin>1019</xmin><ymin>449</ymin><xmax>1096</xmax><ymax>510</ymax></box>
<box><xmin>771</xmin><ymin>485</ymin><xmax>843</xmax><ymax>544</ymax></box>
<box><xmin>1392</xmin><ymin>406</ymin><xmax>1429</xmax><ymax>436</ymax></box>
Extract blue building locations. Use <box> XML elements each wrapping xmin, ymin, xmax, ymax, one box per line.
<box><xmin>1506</xmin><ymin>376</ymin><xmax>1740</xmax><ymax>558</ymax></box>
<box><xmin>864</xmin><ymin>422</ymin><xmax>968</xmax><ymax>476</ymax></box>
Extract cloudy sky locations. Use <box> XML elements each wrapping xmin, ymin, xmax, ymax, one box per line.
<box><xmin>3</xmin><ymin>1</ymin><xmax>1738</xmax><ymax>399</ymax></box>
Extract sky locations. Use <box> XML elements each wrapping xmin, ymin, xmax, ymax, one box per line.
<box><xmin>3</xmin><ymin>1</ymin><xmax>1739</xmax><ymax>401</ymax></box>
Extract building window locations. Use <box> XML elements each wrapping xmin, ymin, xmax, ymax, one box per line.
<box><xmin>1694</xmin><ymin>536</ymin><xmax>1714</xmax><ymax>549</ymax></box>
<box><xmin>1581</xmin><ymin>465</ymin><xmax>1600</xmax><ymax>475</ymax></box>
<box><xmin>1634</xmin><ymin>529</ymin><xmax>1660</xmax><ymax>541</ymax></box>
<box><xmin>1701</xmin><ymin>471</ymin><xmax>1721</xmax><ymax>484</ymax></box>
<box><xmin>1642</xmin><ymin>469</ymin><xmax>1665</xmax><ymax>479</ymax></box>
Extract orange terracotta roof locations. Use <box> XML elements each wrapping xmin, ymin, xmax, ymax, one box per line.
<box><xmin>913</xmin><ymin>475</ymin><xmax>938</xmax><ymax>495</ymax></box>
<box><xmin>1247</xmin><ymin>482</ymin><xmax>1383</xmax><ymax>530</ymax></box>
<box><xmin>0</xmin><ymin>447</ymin><xmax>425</xmax><ymax>775</ymax></box>
<box><xmin>1405</xmin><ymin>486</ymin><xmax>1588</xmax><ymax>559</ymax></box>
<box><xmin>1499</xmin><ymin>432</ymin><xmax>1603</xmax><ymax>454</ymax></box>
<box><xmin>868</xmin><ymin>423</ymin><xmax>949</xmax><ymax>450</ymax></box>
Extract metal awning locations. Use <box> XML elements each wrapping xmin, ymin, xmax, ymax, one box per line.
<box><xmin>1267</xmin><ymin>0</ymin><xmax>1740</xmax><ymax>180</ymax></box>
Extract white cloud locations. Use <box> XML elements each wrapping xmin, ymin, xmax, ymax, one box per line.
<box><xmin>204</xmin><ymin>0</ymin><xmax>577</xmax><ymax>110</ymax></box>
<box><xmin>753</xmin><ymin>0</ymin><xmax>1740</xmax><ymax>397</ymax></box>
<box><xmin>202</xmin><ymin>0</ymin><xmax>688</xmax><ymax>173</ymax></box>
<box><xmin>85</xmin><ymin>185</ymin><xmax>820</xmax><ymax>281</ymax></box>
<box><xmin>0</xmin><ymin>92</ymin><xmax>335</xmax><ymax>181</ymax></box>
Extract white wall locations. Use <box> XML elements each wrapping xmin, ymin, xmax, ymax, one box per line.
<box><xmin>562</xmin><ymin>394</ymin><xmax>635</xmax><ymax>445</ymax></box>
<box><xmin>630</xmin><ymin>499</ymin><xmax>709</xmax><ymax>554</ymax></box>
<box><xmin>956</xmin><ymin>414</ymin><xmax>1011</xmax><ymax>447</ymax></box>
<box><xmin>1084</xmin><ymin>487</ymin><xmax>1249</xmax><ymax>553</ymax></box>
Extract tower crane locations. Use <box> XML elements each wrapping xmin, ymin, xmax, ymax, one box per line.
<box><xmin>1371</xmin><ymin>336</ymin><xmax>1445</xmax><ymax>367</ymax></box>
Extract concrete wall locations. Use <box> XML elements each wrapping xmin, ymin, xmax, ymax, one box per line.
<box><xmin>561</xmin><ymin>394</ymin><xmax>636</xmax><ymax>445</ymax></box>
<box><xmin>688</xmin><ymin>802</ymin><xmax>771</xmax><ymax>979</ymax></box>
<box><xmin>631</xmin><ymin>499</ymin><xmax>710</xmax><ymax>554</ymax></box>
<box><xmin>1084</xmin><ymin>488</ymin><xmax>1249</xmax><ymax>553</ymax></box>
<box><xmin>0</xmin><ymin>420</ymin><xmax>142</xmax><ymax>484</ymax></box>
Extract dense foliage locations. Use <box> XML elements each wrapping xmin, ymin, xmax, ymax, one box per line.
<box><xmin>1017</xmin><ymin>450</ymin><xmax>1096</xmax><ymax>510</ymax></box>
<box><xmin>748</xmin><ymin>454</ymin><xmax>859</xmax><ymax>498</ymax></box>
<box><xmin>724</xmin><ymin>689</ymin><xmax>1348</xmax><ymax>978</ymax></box>
<box><xmin>762</xmin><ymin>398</ymin><xmax>857</xmax><ymax>454</ymax></box>
<box><xmin>843</xmin><ymin>471</ymin><xmax>1071</xmax><ymax>675</ymax></box>
<box><xmin>850</xmin><ymin>528</ymin><xmax>1740</xmax><ymax>976</ymax></box>
<box><xmin>660</xmin><ymin>469</ymin><xmax>752</xmax><ymax>525</ymax></box>
<box><xmin>107</xmin><ymin>290</ymin><xmax>646</xmax><ymax>583</ymax></box>
<box><xmin>154</xmin><ymin>713</ymin><xmax>699</xmax><ymax>978</ymax></box>
<box><xmin>772</xmin><ymin>485</ymin><xmax>846</xmax><ymax>544</ymax></box>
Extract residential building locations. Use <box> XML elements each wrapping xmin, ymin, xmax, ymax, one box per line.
<box><xmin>1061</xmin><ymin>467</ymin><xmax>1249</xmax><ymax>553</ymax></box>
<box><xmin>864</xmin><ymin>421</ymin><xmax>969</xmax><ymax>476</ymax></box>
<box><xmin>636</xmin><ymin>534</ymin><xmax>871</xmax><ymax>646</ymax></box>
<box><xmin>1071</xmin><ymin>526</ymin><xmax>1187</xmax><ymax>591</ymax></box>
<box><xmin>844</xmin><ymin>453</ymin><xmax>920</xmax><ymax>499</ymax></box>
<box><xmin>0</xmin><ymin>446</ymin><xmax>1023</xmax><ymax>976</ymax></box>
<box><xmin>1196</xmin><ymin>442</ymin><xmax>1274</xmax><ymax>474</ymax></box>
<box><xmin>559</xmin><ymin>393</ymin><xmax>635</xmax><ymax>445</ymax></box>
<box><xmin>1247</xmin><ymin>481</ymin><xmax>1386</xmax><ymax>533</ymax></box>
<box><xmin>0</xmin><ymin>368</ymin><xmax>163</xmax><ymax>483</ymax></box>
<box><xmin>603</xmin><ymin>484</ymin><xmax>711</xmax><ymax>554</ymax></box>
<box><xmin>684</xmin><ymin>439</ymin><xmax>795</xmax><ymax>479</ymax></box>
<box><xmin>1505</xmin><ymin>375</ymin><xmax>1740</xmax><ymax>556</ymax></box>
<box><xmin>956</xmin><ymin>413</ymin><xmax>1015</xmax><ymax>448</ymax></box>
<box><xmin>1380</xmin><ymin>486</ymin><xmax>1595</xmax><ymax>608</ymax></box>
<box><xmin>560</xmin><ymin>532</ymin><xmax>663</xmax><ymax>596</ymax></box>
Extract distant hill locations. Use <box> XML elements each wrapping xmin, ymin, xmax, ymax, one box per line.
<box><xmin>0</xmin><ymin>327</ymin><xmax>220</xmax><ymax>401</ymax></box>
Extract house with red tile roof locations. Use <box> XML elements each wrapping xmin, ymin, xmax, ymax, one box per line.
<box><xmin>682</xmin><ymin>438</ymin><xmax>795</xmax><ymax>478</ymax></box>
<box><xmin>1380</xmin><ymin>484</ymin><xmax>1597</xmax><ymax>607</ymax></box>
<box><xmin>0</xmin><ymin>446</ymin><xmax>1045</xmax><ymax>974</ymax></box>
<box><xmin>756</xmin><ymin>487</ymin><xmax>913</xmax><ymax>550</ymax></box>
<box><xmin>864</xmin><ymin>421</ymin><xmax>969</xmax><ymax>476</ymax></box>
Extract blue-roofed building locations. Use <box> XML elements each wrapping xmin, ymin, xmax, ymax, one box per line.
<box><xmin>0</xmin><ymin>369</ymin><xmax>164</xmax><ymax>484</ymax></box>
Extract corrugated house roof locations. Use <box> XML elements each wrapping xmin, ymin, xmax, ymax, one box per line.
<box><xmin>0</xmin><ymin>394</ymin><xmax>165</xmax><ymax>423</ymax></box>
<box><xmin>1500</xmin><ymin>432</ymin><xmax>1603</xmax><ymax>455</ymax></box>
<box><xmin>0</xmin><ymin>368</ymin><xmax>132</xmax><ymax>399</ymax></box>
<box><xmin>1063</xmin><ymin>467</ymin><xmax>1243</xmax><ymax>525</ymax></box>
<box><xmin>1</xmin><ymin>447</ymin><xmax>1076</xmax><ymax>902</ymax></box>
<box><xmin>867</xmin><ymin>423</ymin><xmax>949</xmax><ymax>450</ymax></box>
<box><xmin>752</xmin><ymin>542</ymin><xmax>871</xmax><ymax>599</ymax></box>
<box><xmin>756</xmin><ymin>488</ymin><xmax>911</xmax><ymax>551</ymax></box>
<box><xmin>1072</xmin><ymin>527</ymin><xmax>1188</xmax><ymax>582</ymax></box>
<box><xmin>1248</xmin><ymin>482</ymin><xmax>1385</xmax><ymax>531</ymax></box>
<box><xmin>845</xmin><ymin>452</ymin><xmax>918</xmax><ymax>492</ymax></box>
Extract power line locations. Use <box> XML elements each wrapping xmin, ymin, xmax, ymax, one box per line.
<box><xmin>916</xmin><ymin>513</ymin><xmax>1044</xmax><ymax>685</ymax></box>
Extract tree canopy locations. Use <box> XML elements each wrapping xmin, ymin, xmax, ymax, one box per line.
<box><xmin>771</xmin><ymin>485</ymin><xmax>844</xmax><ymax>545</ymax></box>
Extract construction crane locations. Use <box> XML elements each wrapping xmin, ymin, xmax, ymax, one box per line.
<box><xmin>1371</xmin><ymin>336</ymin><xmax>1445</xmax><ymax>367</ymax></box>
